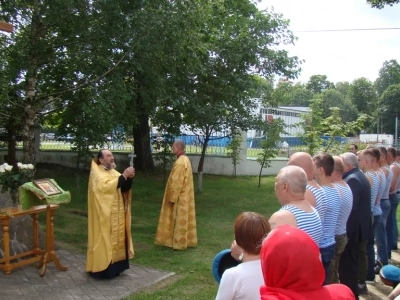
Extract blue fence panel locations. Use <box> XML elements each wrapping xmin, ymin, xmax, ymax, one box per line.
<box><xmin>178</xmin><ymin>135</ymin><xmax>197</xmax><ymax>146</ymax></box>
<box><xmin>281</xmin><ymin>136</ymin><xmax>305</xmax><ymax>147</ymax></box>
<box><xmin>247</xmin><ymin>136</ymin><xmax>348</xmax><ymax>149</ymax></box>
<box><xmin>176</xmin><ymin>135</ymin><xmax>231</xmax><ymax>147</ymax></box>
<box><xmin>247</xmin><ymin>137</ymin><xmax>263</xmax><ymax>148</ymax></box>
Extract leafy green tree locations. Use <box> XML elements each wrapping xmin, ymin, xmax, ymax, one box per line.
<box><xmin>298</xmin><ymin>97</ymin><xmax>368</xmax><ymax>155</ymax></box>
<box><xmin>350</xmin><ymin>78</ymin><xmax>377</xmax><ymax>113</ymax></box>
<box><xmin>126</xmin><ymin>0</ymin><xmax>233</xmax><ymax>171</ymax></box>
<box><xmin>298</xmin><ymin>96</ymin><xmax>325</xmax><ymax>155</ymax></box>
<box><xmin>0</xmin><ymin>0</ymin><xmax>208</xmax><ymax>171</ymax></box>
<box><xmin>320</xmin><ymin>89</ymin><xmax>358</xmax><ymax>124</ymax></box>
<box><xmin>375</xmin><ymin>60</ymin><xmax>400</xmax><ymax>96</ymax></box>
<box><xmin>152</xmin><ymin>135</ymin><xmax>176</xmax><ymax>185</ymax></box>
<box><xmin>0</xmin><ymin>0</ymin><xmax>135</xmax><ymax>164</ymax></box>
<box><xmin>367</xmin><ymin>0</ymin><xmax>399</xmax><ymax>8</ymax></box>
<box><xmin>181</xmin><ymin>2</ymin><xmax>300</xmax><ymax>193</ymax></box>
<box><xmin>252</xmin><ymin>75</ymin><xmax>274</xmax><ymax>103</ymax></box>
<box><xmin>349</xmin><ymin>77</ymin><xmax>377</xmax><ymax>132</ymax></box>
<box><xmin>268</xmin><ymin>81</ymin><xmax>312</xmax><ymax>107</ymax></box>
<box><xmin>226</xmin><ymin>128</ymin><xmax>243</xmax><ymax>177</ymax></box>
<box><xmin>321</xmin><ymin>107</ymin><xmax>369</xmax><ymax>153</ymax></box>
<box><xmin>335</xmin><ymin>81</ymin><xmax>352</xmax><ymax>98</ymax></box>
<box><xmin>269</xmin><ymin>81</ymin><xmax>294</xmax><ymax>106</ymax></box>
<box><xmin>306</xmin><ymin>75</ymin><xmax>335</xmax><ymax>94</ymax></box>
<box><xmin>378</xmin><ymin>84</ymin><xmax>400</xmax><ymax>135</ymax></box>
<box><xmin>289</xmin><ymin>83</ymin><xmax>314</xmax><ymax>106</ymax></box>
<box><xmin>269</xmin><ymin>82</ymin><xmax>311</xmax><ymax>106</ymax></box>
<box><xmin>256</xmin><ymin>118</ymin><xmax>285</xmax><ymax>187</ymax></box>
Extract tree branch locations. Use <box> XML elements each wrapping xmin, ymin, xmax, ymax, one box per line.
<box><xmin>6</xmin><ymin>99</ymin><xmax>24</xmax><ymax>108</ymax></box>
<box><xmin>36</xmin><ymin>51</ymin><xmax>128</xmax><ymax>101</ymax></box>
<box><xmin>39</xmin><ymin>106</ymin><xmax>64</xmax><ymax>116</ymax></box>
<box><xmin>52</xmin><ymin>40</ymin><xmax>81</xmax><ymax>50</ymax></box>
<box><xmin>0</xmin><ymin>38</ymin><xmax>15</xmax><ymax>56</ymax></box>
<box><xmin>39</xmin><ymin>96</ymin><xmax>62</xmax><ymax>108</ymax></box>
<box><xmin>0</xmin><ymin>111</ymin><xmax>12</xmax><ymax>118</ymax></box>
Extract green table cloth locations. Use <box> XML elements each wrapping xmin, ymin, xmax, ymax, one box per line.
<box><xmin>19</xmin><ymin>179</ymin><xmax>71</xmax><ymax>210</ymax></box>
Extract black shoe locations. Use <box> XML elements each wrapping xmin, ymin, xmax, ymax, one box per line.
<box><xmin>374</xmin><ymin>261</ymin><xmax>383</xmax><ymax>275</ymax></box>
<box><xmin>358</xmin><ymin>283</ymin><xmax>368</xmax><ymax>295</ymax></box>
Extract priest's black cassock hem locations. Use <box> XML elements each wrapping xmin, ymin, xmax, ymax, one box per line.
<box><xmin>88</xmin><ymin>257</ymin><xmax>129</xmax><ymax>279</ymax></box>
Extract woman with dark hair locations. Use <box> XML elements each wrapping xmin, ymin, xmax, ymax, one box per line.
<box><xmin>260</xmin><ymin>225</ymin><xmax>354</xmax><ymax>300</ymax></box>
<box><xmin>215</xmin><ymin>212</ymin><xmax>270</xmax><ymax>300</ymax></box>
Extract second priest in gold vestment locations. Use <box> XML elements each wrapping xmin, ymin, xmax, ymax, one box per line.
<box><xmin>155</xmin><ymin>140</ymin><xmax>197</xmax><ymax>250</ymax></box>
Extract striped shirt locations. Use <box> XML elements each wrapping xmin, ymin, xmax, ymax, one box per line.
<box><xmin>382</xmin><ymin>166</ymin><xmax>393</xmax><ymax>199</ymax></box>
<box><xmin>320</xmin><ymin>186</ymin><xmax>341</xmax><ymax>248</ymax></box>
<box><xmin>365</xmin><ymin>171</ymin><xmax>381</xmax><ymax>216</ymax></box>
<box><xmin>377</xmin><ymin>170</ymin><xmax>386</xmax><ymax>201</ymax></box>
<box><xmin>306</xmin><ymin>184</ymin><xmax>327</xmax><ymax>226</ymax></box>
<box><xmin>280</xmin><ymin>205</ymin><xmax>323</xmax><ymax>245</ymax></box>
<box><xmin>333</xmin><ymin>183</ymin><xmax>353</xmax><ymax>235</ymax></box>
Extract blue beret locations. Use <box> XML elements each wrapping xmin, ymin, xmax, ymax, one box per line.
<box><xmin>212</xmin><ymin>249</ymin><xmax>241</xmax><ymax>283</ymax></box>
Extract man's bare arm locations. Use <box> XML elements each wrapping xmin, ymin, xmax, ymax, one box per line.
<box><xmin>269</xmin><ymin>210</ymin><xmax>297</xmax><ymax>230</ymax></box>
<box><xmin>390</xmin><ymin>165</ymin><xmax>400</xmax><ymax>193</ymax></box>
<box><xmin>304</xmin><ymin>189</ymin><xmax>316</xmax><ymax>207</ymax></box>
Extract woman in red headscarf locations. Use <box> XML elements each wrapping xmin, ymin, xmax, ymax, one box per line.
<box><xmin>260</xmin><ymin>225</ymin><xmax>355</xmax><ymax>300</ymax></box>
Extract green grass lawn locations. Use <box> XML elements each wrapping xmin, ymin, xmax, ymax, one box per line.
<box><xmin>35</xmin><ymin>164</ymin><xmax>400</xmax><ymax>299</ymax></box>
<box><xmin>35</xmin><ymin>164</ymin><xmax>279</xmax><ymax>300</ymax></box>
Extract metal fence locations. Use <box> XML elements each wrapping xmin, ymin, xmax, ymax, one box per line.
<box><xmin>2</xmin><ymin>134</ymin><xmax>397</xmax><ymax>159</ymax></box>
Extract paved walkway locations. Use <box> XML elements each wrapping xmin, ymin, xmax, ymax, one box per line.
<box><xmin>1</xmin><ymin>245</ymin><xmax>399</xmax><ymax>300</ymax></box>
<box><xmin>359</xmin><ymin>246</ymin><xmax>400</xmax><ymax>300</ymax></box>
<box><xmin>0</xmin><ymin>249</ymin><xmax>174</xmax><ymax>300</ymax></box>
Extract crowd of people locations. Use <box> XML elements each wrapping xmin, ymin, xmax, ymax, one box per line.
<box><xmin>83</xmin><ymin>141</ymin><xmax>400</xmax><ymax>299</ymax></box>
<box><xmin>222</xmin><ymin>145</ymin><xmax>400</xmax><ymax>300</ymax></box>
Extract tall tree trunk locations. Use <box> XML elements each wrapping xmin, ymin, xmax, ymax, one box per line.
<box><xmin>258</xmin><ymin>162</ymin><xmax>264</xmax><ymax>188</ymax></box>
<box><xmin>133</xmin><ymin>109</ymin><xmax>155</xmax><ymax>171</ymax></box>
<box><xmin>23</xmin><ymin>0</ymin><xmax>41</xmax><ymax>164</ymax></box>
<box><xmin>6</xmin><ymin>119</ymin><xmax>17</xmax><ymax>166</ymax></box>
<box><xmin>197</xmin><ymin>135</ymin><xmax>210</xmax><ymax>194</ymax></box>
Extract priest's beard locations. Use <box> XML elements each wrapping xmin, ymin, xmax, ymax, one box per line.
<box><xmin>105</xmin><ymin>162</ymin><xmax>117</xmax><ymax>169</ymax></box>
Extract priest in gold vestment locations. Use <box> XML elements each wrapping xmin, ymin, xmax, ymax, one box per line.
<box><xmin>86</xmin><ymin>149</ymin><xmax>135</xmax><ymax>279</ymax></box>
<box><xmin>155</xmin><ymin>140</ymin><xmax>197</xmax><ymax>250</ymax></box>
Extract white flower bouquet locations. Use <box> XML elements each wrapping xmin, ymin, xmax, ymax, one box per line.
<box><xmin>0</xmin><ymin>162</ymin><xmax>35</xmax><ymax>194</ymax></box>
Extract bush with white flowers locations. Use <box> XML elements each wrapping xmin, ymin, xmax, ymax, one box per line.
<box><xmin>0</xmin><ymin>162</ymin><xmax>35</xmax><ymax>194</ymax></box>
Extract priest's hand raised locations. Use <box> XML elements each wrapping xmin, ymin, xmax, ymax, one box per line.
<box><xmin>123</xmin><ymin>167</ymin><xmax>135</xmax><ymax>179</ymax></box>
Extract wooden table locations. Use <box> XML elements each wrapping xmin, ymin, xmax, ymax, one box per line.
<box><xmin>0</xmin><ymin>204</ymin><xmax>68</xmax><ymax>276</ymax></box>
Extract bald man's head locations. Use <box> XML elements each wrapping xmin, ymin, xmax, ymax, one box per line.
<box><xmin>172</xmin><ymin>140</ymin><xmax>185</xmax><ymax>156</ymax></box>
<box><xmin>173</xmin><ymin>140</ymin><xmax>185</xmax><ymax>150</ymax></box>
<box><xmin>277</xmin><ymin>165</ymin><xmax>307</xmax><ymax>194</ymax></box>
<box><xmin>333</xmin><ymin>156</ymin><xmax>345</xmax><ymax>175</ymax></box>
<box><xmin>287</xmin><ymin>152</ymin><xmax>313</xmax><ymax>180</ymax></box>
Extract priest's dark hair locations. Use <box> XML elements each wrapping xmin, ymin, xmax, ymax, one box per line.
<box><xmin>96</xmin><ymin>149</ymin><xmax>105</xmax><ymax>164</ymax></box>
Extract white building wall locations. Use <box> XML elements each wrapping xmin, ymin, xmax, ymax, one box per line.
<box><xmin>248</xmin><ymin>105</ymin><xmax>309</xmax><ymax>138</ymax></box>
<box><xmin>359</xmin><ymin>134</ymin><xmax>394</xmax><ymax>145</ymax></box>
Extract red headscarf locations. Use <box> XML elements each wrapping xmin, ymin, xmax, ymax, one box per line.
<box><xmin>260</xmin><ymin>225</ymin><xmax>355</xmax><ymax>300</ymax></box>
